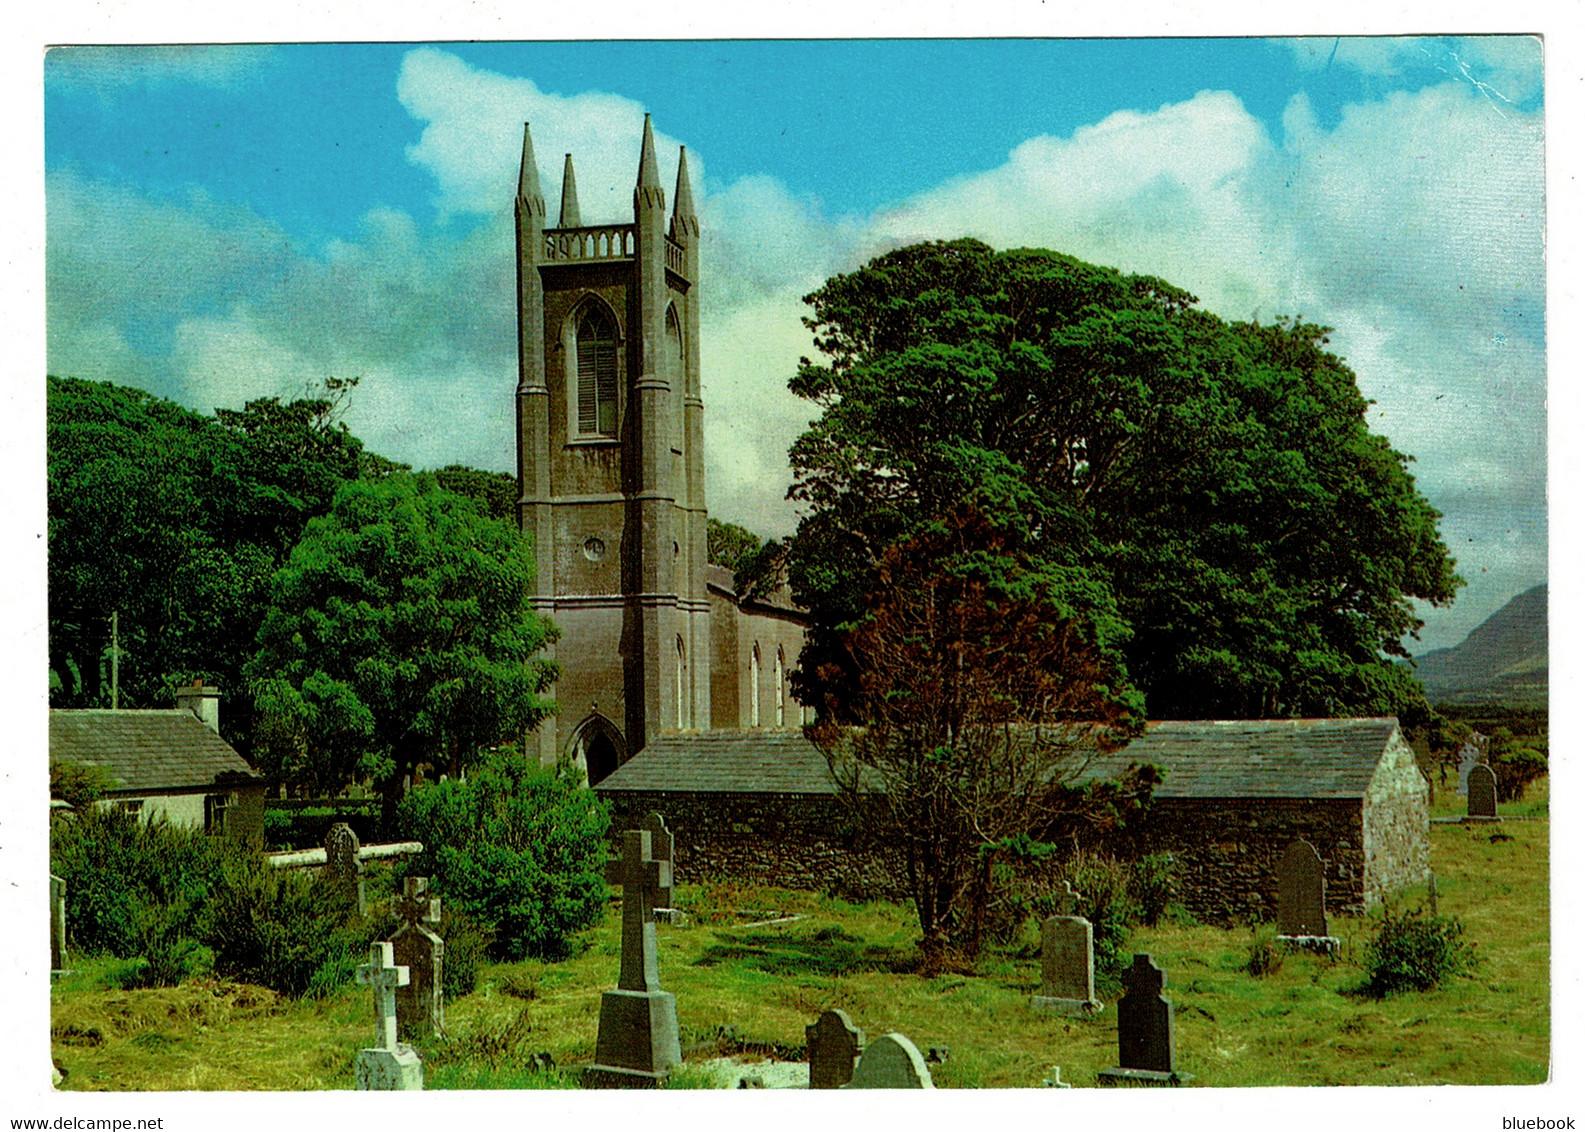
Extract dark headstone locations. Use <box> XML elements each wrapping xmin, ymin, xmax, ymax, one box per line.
<box><xmin>586</xmin><ymin>830</ymin><xmax>682</xmax><ymax>1088</ymax></box>
<box><xmin>806</xmin><ymin>1009</ymin><xmax>864</xmax><ymax>1089</ymax></box>
<box><xmin>1468</xmin><ymin>763</ymin><xmax>1499</xmax><ymax>819</ymax></box>
<box><xmin>392</xmin><ymin>877</ymin><xmax>445</xmax><ymax>1039</ymax></box>
<box><xmin>49</xmin><ymin>874</ymin><xmax>66</xmax><ymax>974</ymax></box>
<box><xmin>1098</xmin><ymin>954</ymin><xmax>1192</xmax><ymax>1087</ymax></box>
<box><xmin>324</xmin><ymin>822</ymin><xmax>365</xmax><ymax>915</ymax></box>
<box><xmin>1276</xmin><ymin>839</ymin><xmax>1329</xmax><ymax>938</ymax></box>
<box><xmin>639</xmin><ymin>812</ymin><xmax>681</xmax><ymax>923</ymax></box>
<box><xmin>844</xmin><ymin>1033</ymin><xmax>933</xmax><ymax>1089</ymax></box>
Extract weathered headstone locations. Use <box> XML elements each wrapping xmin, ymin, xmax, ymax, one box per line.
<box><xmin>1275</xmin><ymin>838</ymin><xmax>1335</xmax><ymax>945</ymax></box>
<box><xmin>639</xmin><ymin>812</ymin><xmax>683</xmax><ymax>925</ymax></box>
<box><xmin>806</xmin><ymin>1008</ymin><xmax>864</xmax><ymax>1089</ymax></box>
<box><xmin>1456</xmin><ymin>741</ymin><xmax>1482</xmax><ymax>795</ymax></box>
<box><xmin>844</xmin><ymin>1033</ymin><xmax>934</xmax><ymax>1089</ymax></box>
<box><xmin>1467</xmin><ymin>763</ymin><xmax>1500</xmax><ymax>820</ymax></box>
<box><xmin>392</xmin><ymin>877</ymin><xmax>445</xmax><ymax>1039</ymax></box>
<box><xmin>354</xmin><ymin>942</ymin><xmax>423</xmax><ymax>1091</ymax></box>
<box><xmin>324</xmin><ymin>821</ymin><xmax>365</xmax><ymax>915</ymax></box>
<box><xmin>1097</xmin><ymin>954</ymin><xmax>1192</xmax><ymax>1087</ymax></box>
<box><xmin>1031</xmin><ymin>880</ymin><xmax>1102</xmax><ymax>1015</ymax></box>
<box><xmin>586</xmin><ymin>829</ymin><xmax>682</xmax><ymax>1087</ymax></box>
<box><xmin>49</xmin><ymin>874</ymin><xmax>67</xmax><ymax>975</ymax></box>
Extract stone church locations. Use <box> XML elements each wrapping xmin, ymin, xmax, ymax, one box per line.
<box><xmin>513</xmin><ymin>116</ymin><xmax>807</xmax><ymax>785</ymax></box>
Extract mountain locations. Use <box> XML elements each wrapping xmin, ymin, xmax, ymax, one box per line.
<box><xmin>1412</xmin><ymin>584</ymin><xmax>1547</xmax><ymax>704</ymax></box>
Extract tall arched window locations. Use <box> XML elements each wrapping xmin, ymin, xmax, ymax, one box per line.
<box><xmin>749</xmin><ymin>644</ymin><xmax>761</xmax><ymax>728</ymax></box>
<box><xmin>574</xmin><ymin>305</ymin><xmax>618</xmax><ymax>437</ymax></box>
<box><xmin>675</xmin><ymin>636</ymin><xmax>688</xmax><ymax>730</ymax></box>
<box><xmin>774</xmin><ymin>646</ymin><xmax>785</xmax><ymax>727</ymax></box>
<box><xmin>665</xmin><ymin>305</ymin><xmax>685</xmax><ymax>453</ymax></box>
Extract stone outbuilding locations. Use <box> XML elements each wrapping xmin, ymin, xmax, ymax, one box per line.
<box><xmin>597</xmin><ymin>716</ymin><xmax>1429</xmax><ymax>921</ymax></box>
<box><xmin>1079</xmin><ymin>717</ymin><xmax>1430</xmax><ymax>921</ymax></box>
<box><xmin>49</xmin><ymin>686</ymin><xmax>265</xmax><ymax>844</ymax></box>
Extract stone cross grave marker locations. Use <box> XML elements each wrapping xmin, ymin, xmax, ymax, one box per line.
<box><xmin>392</xmin><ymin>877</ymin><xmax>445</xmax><ymax>1039</ymax></box>
<box><xmin>1032</xmin><ymin>879</ymin><xmax>1101</xmax><ymax>1015</ymax></box>
<box><xmin>1468</xmin><ymin>763</ymin><xmax>1499</xmax><ymax>819</ymax></box>
<box><xmin>639</xmin><ymin>811</ymin><xmax>680</xmax><ymax>924</ymax></box>
<box><xmin>354</xmin><ymin>941</ymin><xmax>423</xmax><ymax>1090</ymax></box>
<box><xmin>1098</xmin><ymin>953</ymin><xmax>1191</xmax><ymax>1087</ymax></box>
<box><xmin>1276</xmin><ymin>838</ymin><xmax>1329</xmax><ymax>939</ymax></box>
<box><xmin>844</xmin><ymin>1032</ymin><xmax>934</xmax><ymax>1089</ymax></box>
<box><xmin>586</xmin><ymin>829</ymin><xmax>682</xmax><ymax>1087</ymax></box>
<box><xmin>50</xmin><ymin>874</ymin><xmax>66</xmax><ymax>974</ymax></box>
<box><xmin>806</xmin><ymin>1008</ymin><xmax>865</xmax><ymax>1089</ymax></box>
<box><xmin>1457</xmin><ymin>741</ymin><xmax>1482</xmax><ymax>795</ymax></box>
<box><xmin>324</xmin><ymin>821</ymin><xmax>365</xmax><ymax>915</ymax></box>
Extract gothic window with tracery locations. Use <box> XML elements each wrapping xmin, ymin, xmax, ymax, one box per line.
<box><xmin>574</xmin><ymin>305</ymin><xmax>618</xmax><ymax>437</ymax></box>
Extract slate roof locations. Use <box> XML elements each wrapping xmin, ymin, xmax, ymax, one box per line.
<box><xmin>1079</xmin><ymin>717</ymin><xmax>1402</xmax><ymax>800</ymax></box>
<box><xmin>49</xmin><ymin>710</ymin><xmax>260</xmax><ymax>793</ymax></box>
<box><xmin>705</xmin><ymin>564</ymin><xmax>806</xmax><ymax>615</ymax></box>
<box><xmin>594</xmin><ymin>728</ymin><xmax>837</xmax><ymax>794</ymax></box>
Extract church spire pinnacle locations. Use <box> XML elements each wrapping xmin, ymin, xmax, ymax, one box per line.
<box><xmin>517</xmin><ymin>122</ymin><xmax>545</xmax><ymax>218</ymax></box>
<box><xmin>671</xmin><ymin>146</ymin><xmax>698</xmax><ymax>241</ymax></box>
<box><xmin>636</xmin><ymin>113</ymin><xmax>661</xmax><ymax>191</ymax></box>
<box><xmin>558</xmin><ymin>153</ymin><xmax>581</xmax><ymax>228</ymax></box>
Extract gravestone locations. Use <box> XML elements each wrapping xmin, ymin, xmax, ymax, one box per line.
<box><xmin>844</xmin><ymin>1033</ymin><xmax>933</xmax><ymax>1089</ymax></box>
<box><xmin>1097</xmin><ymin>954</ymin><xmax>1191</xmax><ymax>1087</ymax></box>
<box><xmin>49</xmin><ymin>874</ymin><xmax>66</xmax><ymax>975</ymax></box>
<box><xmin>806</xmin><ymin>1008</ymin><xmax>865</xmax><ymax>1089</ymax></box>
<box><xmin>639</xmin><ymin>812</ymin><xmax>683</xmax><ymax>925</ymax></box>
<box><xmin>324</xmin><ymin>822</ymin><xmax>365</xmax><ymax>915</ymax></box>
<box><xmin>354</xmin><ymin>942</ymin><xmax>423</xmax><ymax>1090</ymax></box>
<box><xmin>1031</xmin><ymin>880</ymin><xmax>1102</xmax><ymax>1015</ymax></box>
<box><xmin>392</xmin><ymin>877</ymin><xmax>445</xmax><ymax>1039</ymax></box>
<box><xmin>585</xmin><ymin>829</ymin><xmax>682</xmax><ymax>1087</ymax></box>
<box><xmin>1467</xmin><ymin>763</ymin><xmax>1500</xmax><ymax>820</ymax></box>
<box><xmin>1457</xmin><ymin>741</ymin><xmax>1482</xmax><ymax>795</ymax></box>
<box><xmin>1275</xmin><ymin>839</ymin><xmax>1337</xmax><ymax>953</ymax></box>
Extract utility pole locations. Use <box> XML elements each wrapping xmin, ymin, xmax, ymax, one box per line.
<box><xmin>110</xmin><ymin>611</ymin><xmax>120</xmax><ymax>710</ymax></box>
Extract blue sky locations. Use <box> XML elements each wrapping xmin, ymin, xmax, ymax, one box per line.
<box><xmin>44</xmin><ymin>36</ymin><xmax>1546</xmax><ymax>653</ymax></box>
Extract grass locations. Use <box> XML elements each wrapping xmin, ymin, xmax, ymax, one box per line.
<box><xmin>52</xmin><ymin>781</ymin><xmax>1549</xmax><ymax>1089</ymax></box>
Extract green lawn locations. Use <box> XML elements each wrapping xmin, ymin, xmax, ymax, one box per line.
<box><xmin>52</xmin><ymin>782</ymin><xmax>1549</xmax><ymax>1089</ymax></box>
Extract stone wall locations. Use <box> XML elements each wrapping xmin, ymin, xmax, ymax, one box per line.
<box><xmin>1361</xmin><ymin>731</ymin><xmax>1432</xmax><ymax>904</ymax></box>
<box><xmin>602</xmin><ymin>790</ymin><xmax>908</xmax><ymax>902</ymax></box>
<box><xmin>1134</xmin><ymin>798</ymin><xmax>1366</xmax><ymax>922</ymax></box>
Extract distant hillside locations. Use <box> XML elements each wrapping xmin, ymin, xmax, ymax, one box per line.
<box><xmin>1413</xmin><ymin>584</ymin><xmax>1547</xmax><ymax>704</ymax></box>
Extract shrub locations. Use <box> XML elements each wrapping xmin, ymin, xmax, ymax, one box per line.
<box><xmin>110</xmin><ymin>899</ymin><xmax>209</xmax><ymax>989</ymax></box>
<box><xmin>1128</xmin><ymin>852</ymin><xmax>1180</xmax><ymax>926</ymax></box>
<box><xmin>1056</xmin><ymin>853</ymin><xmax>1134</xmax><ymax>992</ymax></box>
<box><xmin>1242</xmin><ymin>926</ymin><xmax>1285</xmax><ymax>978</ymax></box>
<box><xmin>397</xmin><ymin>748</ymin><xmax>610</xmax><ymax>961</ymax></box>
<box><xmin>1360</xmin><ymin>906</ymin><xmax>1479</xmax><ymax>997</ymax></box>
<box><xmin>200</xmin><ymin>852</ymin><xmax>368</xmax><ymax>997</ymax></box>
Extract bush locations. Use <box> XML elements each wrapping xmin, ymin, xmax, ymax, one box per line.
<box><xmin>1242</xmin><ymin>926</ymin><xmax>1285</xmax><ymax>978</ymax></box>
<box><xmin>110</xmin><ymin>900</ymin><xmax>209</xmax><ymax>989</ymax></box>
<box><xmin>200</xmin><ymin>852</ymin><xmax>368</xmax><ymax>998</ymax></box>
<box><xmin>1360</xmin><ymin>906</ymin><xmax>1479</xmax><ymax>997</ymax></box>
<box><xmin>1128</xmin><ymin>852</ymin><xmax>1180</xmax><ymax>926</ymax></box>
<box><xmin>1056</xmin><ymin>853</ymin><xmax>1134</xmax><ymax>992</ymax></box>
<box><xmin>397</xmin><ymin>748</ymin><xmax>610</xmax><ymax>961</ymax></box>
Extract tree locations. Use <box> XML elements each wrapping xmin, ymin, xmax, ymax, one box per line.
<box><xmin>246</xmin><ymin>474</ymin><xmax>558</xmax><ymax>816</ymax></box>
<box><xmin>47</xmin><ymin>376</ymin><xmax>369</xmax><ymax>759</ymax></box>
<box><xmin>810</xmin><ymin>507</ymin><xmax>1150</xmax><ymax>967</ymax></box>
<box><xmin>706</xmin><ymin>518</ymin><xmax>763</xmax><ymax>571</ymax></box>
<box><xmin>786</xmin><ymin>240</ymin><xmax>1461</xmax><ymax>722</ymax></box>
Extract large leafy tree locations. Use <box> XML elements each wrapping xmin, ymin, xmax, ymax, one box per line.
<box><xmin>811</xmin><ymin>508</ymin><xmax>1149</xmax><ymax>965</ymax></box>
<box><xmin>247</xmin><ymin>474</ymin><xmax>558</xmax><ymax>816</ymax></box>
<box><xmin>47</xmin><ymin>377</ymin><xmax>366</xmax><ymax>754</ymax></box>
<box><xmin>786</xmin><ymin>240</ymin><xmax>1461</xmax><ymax>721</ymax></box>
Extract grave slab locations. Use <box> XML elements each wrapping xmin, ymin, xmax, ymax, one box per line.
<box><xmin>843</xmin><ymin>1033</ymin><xmax>933</xmax><ymax>1089</ymax></box>
<box><xmin>1097</xmin><ymin>953</ymin><xmax>1193</xmax><ymax>1088</ymax></box>
<box><xmin>1031</xmin><ymin>882</ymin><xmax>1102</xmax><ymax>1015</ymax></box>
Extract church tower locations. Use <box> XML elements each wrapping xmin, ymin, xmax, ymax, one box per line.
<box><xmin>516</xmin><ymin>116</ymin><xmax>711</xmax><ymax>783</ymax></box>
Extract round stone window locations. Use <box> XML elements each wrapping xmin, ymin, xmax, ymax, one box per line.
<box><xmin>582</xmin><ymin>537</ymin><xmax>606</xmax><ymax>562</ymax></box>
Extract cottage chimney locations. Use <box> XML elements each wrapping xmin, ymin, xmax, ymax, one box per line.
<box><xmin>174</xmin><ymin>681</ymin><xmax>220</xmax><ymax>733</ymax></box>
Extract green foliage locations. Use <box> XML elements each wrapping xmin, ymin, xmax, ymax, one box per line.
<box><xmin>50</xmin><ymin>758</ymin><xmax>116</xmax><ymax>810</ymax></box>
<box><xmin>47</xmin><ymin>377</ymin><xmax>368</xmax><ymax>760</ymax></box>
<box><xmin>108</xmin><ymin>902</ymin><xmax>209</xmax><ymax>990</ymax></box>
<box><xmin>199</xmin><ymin>852</ymin><xmax>368</xmax><ymax>998</ymax></box>
<box><xmin>1242</xmin><ymin>926</ymin><xmax>1286</xmax><ymax>978</ymax></box>
<box><xmin>1485</xmin><ymin>727</ymin><xmax>1548</xmax><ymax>802</ymax></box>
<box><xmin>1360</xmin><ymin>906</ymin><xmax>1479</xmax><ymax>997</ymax></box>
<box><xmin>706</xmin><ymin>518</ymin><xmax>764</xmax><ymax>571</ymax></box>
<box><xmin>1128</xmin><ymin>852</ymin><xmax>1181</xmax><ymax>927</ymax></box>
<box><xmin>431</xmin><ymin>465</ymin><xmax>518</xmax><ymax>524</ymax></box>
<box><xmin>1057</xmin><ymin>853</ymin><xmax>1135</xmax><ymax>992</ymax></box>
<box><xmin>247</xmin><ymin>473</ymin><xmax>558</xmax><ymax>802</ymax></box>
<box><xmin>397</xmin><ymin>749</ymin><xmax>610</xmax><ymax>961</ymax></box>
<box><xmin>785</xmin><ymin>241</ymin><xmax>1461</xmax><ymax>721</ymax></box>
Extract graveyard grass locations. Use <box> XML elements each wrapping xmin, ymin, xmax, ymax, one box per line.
<box><xmin>50</xmin><ymin>779</ymin><xmax>1548</xmax><ymax>1089</ymax></box>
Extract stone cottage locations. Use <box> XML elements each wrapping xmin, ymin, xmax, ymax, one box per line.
<box><xmin>597</xmin><ymin>716</ymin><xmax>1429</xmax><ymax>921</ymax></box>
<box><xmin>48</xmin><ymin>684</ymin><xmax>266</xmax><ymax>844</ymax></box>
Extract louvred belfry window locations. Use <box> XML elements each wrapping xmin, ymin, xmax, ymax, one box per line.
<box><xmin>576</xmin><ymin>307</ymin><xmax>619</xmax><ymax>437</ymax></box>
